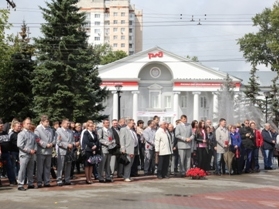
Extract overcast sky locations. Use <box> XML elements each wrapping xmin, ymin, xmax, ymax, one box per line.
<box><xmin>1</xmin><ymin>0</ymin><xmax>276</xmax><ymax>71</ymax></box>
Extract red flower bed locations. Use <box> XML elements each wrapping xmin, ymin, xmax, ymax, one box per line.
<box><xmin>186</xmin><ymin>167</ymin><xmax>206</xmax><ymax>178</ymax></box>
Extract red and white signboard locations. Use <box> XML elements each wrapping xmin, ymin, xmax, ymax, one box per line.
<box><xmin>174</xmin><ymin>82</ymin><xmax>241</xmax><ymax>88</ymax></box>
<box><xmin>101</xmin><ymin>81</ymin><xmax>138</xmax><ymax>86</ymax></box>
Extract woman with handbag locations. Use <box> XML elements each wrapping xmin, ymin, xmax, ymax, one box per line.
<box><xmin>82</xmin><ymin>122</ymin><xmax>100</xmax><ymax>184</ymax></box>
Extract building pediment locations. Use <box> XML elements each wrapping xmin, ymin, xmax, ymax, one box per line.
<box><xmin>147</xmin><ymin>83</ymin><xmax>163</xmax><ymax>90</ymax></box>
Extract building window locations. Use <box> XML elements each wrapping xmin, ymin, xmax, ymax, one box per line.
<box><xmin>94</xmin><ymin>14</ymin><xmax>100</xmax><ymax>18</ymax></box>
<box><xmin>113</xmin><ymin>28</ymin><xmax>117</xmax><ymax>32</ymax></box>
<box><xmin>164</xmin><ymin>117</ymin><xmax>172</xmax><ymax>123</ymax></box>
<box><xmin>95</xmin><ymin>21</ymin><xmax>100</xmax><ymax>25</ymax></box>
<box><xmin>129</xmin><ymin>51</ymin><xmax>134</xmax><ymax>55</ymax></box>
<box><xmin>129</xmin><ymin>21</ymin><xmax>133</xmax><ymax>25</ymax></box>
<box><xmin>164</xmin><ymin>96</ymin><xmax>172</xmax><ymax>108</ymax></box>
<box><xmin>129</xmin><ymin>44</ymin><xmax>133</xmax><ymax>48</ymax></box>
<box><xmin>113</xmin><ymin>12</ymin><xmax>118</xmax><ymax>16</ymax></box>
<box><xmin>105</xmin><ymin>13</ymin><xmax>109</xmax><ymax>18</ymax></box>
<box><xmin>121</xmin><ymin>36</ymin><xmax>125</xmax><ymax>40</ymax></box>
<box><xmin>113</xmin><ymin>20</ymin><xmax>118</xmax><ymax>24</ymax></box>
<box><xmin>94</xmin><ymin>37</ymin><xmax>100</xmax><ymax>41</ymax></box>
<box><xmin>149</xmin><ymin>91</ymin><xmax>160</xmax><ymax>108</ymax></box>
<box><xmin>129</xmin><ymin>36</ymin><xmax>132</xmax><ymax>40</ymax></box>
<box><xmin>121</xmin><ymin>43</ymin><xmax>125</xmax><ymax>47</ymax></box>
<box><xmin>121</xmin><ymin>20</ymin><xmax>125</xmax><ymax>24</ymax></box>
<box><xmin>113</xmin><ymin>43</ymin><xmax>117</xmax><ymax>47</ymax></box>
<box><xmin>200</xmin><ymin>97</ymin><xmax>207</xmax><ymax>108</ymax></box>
<box><xmin>94</xmin><ymin>29</ymin><xmax>100</xmax><ymax>33</ymax></box>
<box><xmin>104</xmin><ymin>36</ymin><xmax>109</xmax><ymax>41</ymax></box>
<box><xmin>129</xmin><ymin>13</ymin><xmax>134</xmax><ymax>18</ymax></box>
<box><xmin>121</xmin><ymin>28</ymin><xmax>125</xmax><ymax>32</ymax></box>
<box><xmin>104</xmin><ymin>21</ymin><xmax>110</xmax><ymax>25</ymax></box>
<box><xmin>129</xmin><ymin>28</ymin><xmax>132</xmax><ymax>33</ymax></box>
<box><xmin>85</xmin><ymin>12</ymin><xmax>91</xmax><ymax>20</ymax></box>
<box><xmin>180</xmin><ymin>95</ymin><xmax>187</xmax><ymax>108</ymax></box>
<box><xmin>121</xmin><ymin>12</ymin><xmax>125</xmax><ymax>16</ymax></box>
<box><xmin>113</xmin><ymin>35</ymin><xmax>117</xmax><ymax>40</ymax></box>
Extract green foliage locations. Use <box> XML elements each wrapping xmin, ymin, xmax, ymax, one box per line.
<box><xmin>0</xmin><ymin>11</ymin><xmax>35</xmax><ymax>122</ymax></box>
<box><xmin>238</xmin><ymin>2</ymin><xmax>279</xmax><ymax>124</ymax></box>
<box><xmin>100</xmin><ymin>50</ymin><xmax>127</xmax><ymax>65</ymax></box>
<box><xmin>186</xmin><ymin>55</ymin><xmax>199</xmax><ymax>62</ymax></box>
<box><xmin>32</xmin><ymin>0</ymin><xmax>109</xmax><ymax>122</ymax></box>
<box><xmin>244</xmin><ymin>64</ymin><xmax>261</xmax><ymax>106</ymax></box>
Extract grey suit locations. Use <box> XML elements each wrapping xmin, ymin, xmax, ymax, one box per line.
<box><xmin>175</xmin><ymin>123</ymin><xmax>195</xmax><ymax>175</ymax></box>
<box><xmin>35</xmin><ymin>124</ymin><xmax>55</xmax><ymax>186</ymax></box>
<box><xmin>97</xmin><ymin>127</ymin><xmax>114</xmax><ymax>181</ymax></box>
<box><xmin>142</xmin><ymin>127</ymin><xmax>155</xmax><ymax>174</ymax></box>
<box><xmin>17</xmin><ymin>129</ymin><xmax>37</xmax><ymax>188</ymax></box>
<box><xmin>120</xmin><ymin>127</ymin><xmax>136</xmax><ymax>179</ymax></box>
<box><xmin>56</xmin><ymin>127</ymin><xmax>75</xmax><ymax>184</ymax></box>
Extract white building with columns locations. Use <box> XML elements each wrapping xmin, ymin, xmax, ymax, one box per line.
<box><xmin>99</xmin><ymin>47</ymin><xmax>242</xmax><ymax>124</ymax></box>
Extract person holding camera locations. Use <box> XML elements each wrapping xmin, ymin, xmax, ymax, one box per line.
<box><xmin>239</xmin><ymin>120</ymin><xmax>255</xmax><ymax>173</ymax></box>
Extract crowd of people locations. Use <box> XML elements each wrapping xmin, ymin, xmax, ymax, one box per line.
<box><xmin>0</xmin><ymin>114</ymin><xmax>278</xmax><ymax>191</ymax></box>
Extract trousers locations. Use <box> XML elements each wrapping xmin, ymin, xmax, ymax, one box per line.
<box><xmin>144</xmin><ymin>149</ymin><xmax>155</xmax><ymax>174</ymax></box>
<box><xmin>18</xmin><ymin>155</ymin><xmax>34</xmax><ymax>187</ymax></box>
<box><xmin>178</xmin><ymin>149</ymin><xmax>191</xmax><ymax>175</ymax></box>
<box><xmin>123</xmin><ymin>155</ymin><xmax>134</xmax><ymax>179</ymax></box>
<box><xmin>56</xmin><ymin>155</ymin><xmax>72</xmax><ymax>183</ymax></box>
<box><xmin>98</xmin><ymin>153</ymin><xmax>111</xmax><ymax>180</ymax></box>
<box><xmin>36</xmin><ymin>154</ymin><xmax>52</xmax><ymax>185</ymax></box>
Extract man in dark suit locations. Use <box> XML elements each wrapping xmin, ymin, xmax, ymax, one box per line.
<box><xmin>110</xmin><ymin>119</ymin><xmax>122</xmax><ymax>178</ymax></box>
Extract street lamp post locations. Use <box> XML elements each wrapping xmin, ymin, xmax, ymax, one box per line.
<box><xmin>264</xmin><ymin>91</ymin><xmax>270</xmax><ymax>123</ymax></box>
<box><xmin>115</xmin><ymin>85</ymin><xmax>123</xmax><ymax>120</ymax></box>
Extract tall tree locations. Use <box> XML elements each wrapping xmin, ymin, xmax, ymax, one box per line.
<box><xmin>244</xmin><ymin>64</ymin><xmax>261</xmax><ymax>106</ymax></box>
<box><xmin>0</xmin><ymin>13</ymin><xmax>34</xmax><ymax>121</ymax></box>
<box><xmin>0</xmin><ymin>21</ymin><xmax>35</xmax><ymax>121</ymax></box>
<box><xmin>238</xmin><ymin>2</ymin><xmax>279</xmax><ymax>125</ymax></box>
<box><xmin>33</xmin><ymin>0</ymin><xmax>108</xmax><ymax>122</ymax></box>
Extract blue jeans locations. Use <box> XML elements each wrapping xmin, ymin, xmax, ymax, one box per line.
<box><xmin>264</xmin><ymin>149</ymin><xmax>273</xmax><ymax>168</ymax></box>
<box><xmin>1</xmin><ymin>152</ymin><xmax>16</xmax><ymax>184</ymax></box>
<box><xmin>215</xmin><ymin>153</ymin><xmax>225</xmax><ymax>174</ymax></box>
<box><xmin>10</xmin><ymin>151</ymin><xmax>20</xmax><ymax>178</ymax></box>
<box><xmin>244</xmin><ymin>149</ymin><xmax>253</xmax><ymax>172</ymax></box>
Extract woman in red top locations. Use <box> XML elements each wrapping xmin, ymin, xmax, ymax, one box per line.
<box><xmin>250</xmin><ymin>122</ymin><xmax>263</xmax><ymax>172</ymax></box>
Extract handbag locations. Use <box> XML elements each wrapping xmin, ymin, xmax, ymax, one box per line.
<box><xmin>88</xmin><ymin>154</ymin><xmax>102</xmax><ymax>164</ymax></box>
<box><xmin>119</xmin><ymin>153</ymin><xmax>130</xmax><ymax>165</ymax></box>
<box><xmin>65</xmin><ymin>150</ymin><xmax>75</xmax><ymax>162</ymax></box>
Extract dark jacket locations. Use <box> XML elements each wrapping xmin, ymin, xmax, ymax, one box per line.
<box><xmin>82</xmin><ymin>130</ymin><xmax>100</xmax><ymax>154</ymax></box>
<box><xmin>111</xmin><ymin>127</ymin><xmax>120</xmax><ymax>148</ymax></box>
<box><xmin>9</xmin><ymin>131</ymin><xmax>20</xmax><ymax>152</ymax></box>
<box><xmin>261</xmin><ymin>129</ymin><xmax>275</xmax><ymax>150</ymax></box>
<box><xmin>239</xmin><ymin>126</ymin><xmax>255</xmax><ymax>149</ymax></box>
<box><xmin>0</xmin><ymin>131</ymin><xmax>10</xmax><ymax>153</ymax></box>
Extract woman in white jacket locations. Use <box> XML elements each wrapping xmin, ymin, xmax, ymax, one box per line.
<box><xmin>155</xmin><ymin>121</ymin><xmax>173</xmax><ymax>179</ymax></box>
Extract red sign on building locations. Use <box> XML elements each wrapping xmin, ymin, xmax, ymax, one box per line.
<box><xmin>148</xmin><ymin>51</ymin><xmax>163</xmax><ymax>59</ymax></box>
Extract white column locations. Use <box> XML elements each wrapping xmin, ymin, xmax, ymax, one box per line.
<box><xmin>132</xmin><ymin>91</ymin><xmax>139</xmax><ymax>122</ymax></box>
<box><xmin>212</xmin><ymin>92</ymin><xmax>218</xmax><ymax>117</ymax></box>
<box><xmin>173</xmin><ymin>92</ymin><xmax>180</xmax><ymax>124</ymax></box>
<box><xmin>112</xmin><ymin>91</ymin><xmax>118</xmax><ymax>120</ymax></box>
<box><xmin>192</xmin><ymin>92</ymin><xmax>201</xmax><ymax>120</ymax></box>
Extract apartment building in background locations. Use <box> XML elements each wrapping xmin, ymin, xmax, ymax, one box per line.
<box><xmin>76</xmin><ymin>0</ymin><xmax>143</xmax><ymax>55</ymax></box>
